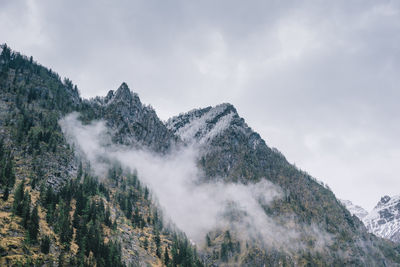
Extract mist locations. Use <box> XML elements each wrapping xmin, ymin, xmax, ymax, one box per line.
<box><xmin>59</xmin><ymin>112</ymin><xmax>331</xmax><ymax>251</ymax></box>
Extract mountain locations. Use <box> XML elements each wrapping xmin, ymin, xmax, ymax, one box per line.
<box><xmin>167</xmin><ymin>103</ymin><xmax>400</xmax><ymax>265</ymax></box>
<box><xmin>341</xmin><ymin>196</ymin><xmax>400</xmax><ymax>244</ymax></box>
<box><xmin>363</xmin><ymin>196</ymin><xmax>400</xmax><ymax>243</ymax></box>
<box><xmin>2</xmin><ymin>44</ymin><xmax>400</xmax><ymax>266</ymax></box>
<box><xmin>340</xmin><ymin>199</ymin><xmax>369</xmax><ymax>220</ymax></box>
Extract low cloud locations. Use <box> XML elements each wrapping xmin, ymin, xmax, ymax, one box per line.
<box><xmin>59</xmin><ymin>112</ymin><xmax>331</xmax><ymax>252</ymax></box>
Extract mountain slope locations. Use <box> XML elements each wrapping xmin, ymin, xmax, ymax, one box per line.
<box><xmin>168</xmin><ymin>104</ymin><xmax>400</xmax><ymax>266</ymax></box>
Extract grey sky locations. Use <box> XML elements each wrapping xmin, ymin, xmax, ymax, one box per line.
<box><xmin>1</xmin><ymin>0</ymin><xmax>400</xmax><ymax>210</ymax></box>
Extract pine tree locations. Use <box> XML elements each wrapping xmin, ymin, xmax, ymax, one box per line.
<box><xmin>154</xmin><ymin>229</ymin><xmax>161</xmax><ymax>258</ymax></box>
<box><xmin>2</xmin><ymin>186</ymin><xmax>9</xmax><ymax>201</ymax></box>
<box><xmin>1</xmin><ymin>151</ymin><xmax>15</xmax><ymax>193</ymax></box>
<box><xmin>57</xmin><ymin>201</ymin><xmax>73</xmax><ymax>244</ymax></box>
<box><xmin>22</xmin><ymin>190</ymin><xmax>31</xmax><ymax>228</ymax></box>
<box><xmin>206</xmin><ymin>234</ymin><xmax>211</xmax><ymax>247</ymax></box>
<box><xmin>13</xmin><ymin>181</ymin><xmax>23</xmax><ymax>214</ymax></box>
<box><xmin>77</xmin><ymin>161</ymin><xmax>83</xmax><ymax>180</ymax></box>
<box><xmin>104</xmin><ymin>206</ymin><xmax>112</xmax><ymax>227</ymax></box>
<box><xmin>73</xmin><ymin>209</ymin><xmax>80</xmax><ymax>229</ymax></box>
<box><xmin>164</xmin><ymin>247</ymin><xmax>170</xmax><ymax>266</ymax></box>
<box><xmin>126</xmin><ymin>199</ymin><xmax>132</xmax><ymax>219</ymax></box>
<box><xmin>58</xmin><ymin>251</ymin><xmax>65</xmax><ymax>267</ymax></box>
<box><xmin>143</xmin><ymin>237</ymin><xmax>149</xmax><ymax>250</ymax></box>
<box><xmin>171</xmin><ymin>239</ymin><xmax>179</xmax><ymax>266</ymax></box>
<box><xmin>28</xmin><ymin>205</ymin><xmax>39</xmax><ymax>241</ymax></box>
<box><xmin>0</xmin><ymin>43</ymin><xmax>11</xmax><ymax>62</ymax></box>
<box><xmin>0</xmin><ymin>138</ymin><xmax>4</xmax><ymax>159</ymax></box>
<box><xmin>41</xmin><ymin>235</ymin><xmax>51</xmax><ymax>254</ymax></box>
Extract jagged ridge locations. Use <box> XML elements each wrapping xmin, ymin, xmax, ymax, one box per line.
<box><xmin>83</xmin><ymin>82</ymin><xmax>177</xmax><ymax>152</ymax></box>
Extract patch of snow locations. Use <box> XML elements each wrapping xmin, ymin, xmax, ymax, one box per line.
<box><xmin>174</xmin><ymin>104</ymin><xmax>233</xmax><ymax>144</ymax></box>
<box><xmin>252</xmin><ymin>138</ymin><xmax>260</xmax><ymax>150</ymax></box>
<box><xmin>200</xmin><ymin>112</ymin><xmax>234</xmax><ymax>144</ymax></box>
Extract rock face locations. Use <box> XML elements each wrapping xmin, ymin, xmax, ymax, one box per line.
<box><xmin>88</xmin><ymin>82</ymin><xmax>177</xmax><ymax>153</ymax></box>
<box><xmin>340</xmin><ymin>199</ymin><xmax>369</xmax><ymax>219</ymax></box>
<box><xmin>363</xmin><ymin>195</ymin><xmax>400</xmax><ymax>243</ymax></box>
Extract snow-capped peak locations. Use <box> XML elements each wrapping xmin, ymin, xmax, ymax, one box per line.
<box><xmin>340</xmin><ymin>199</ymin><xmax>368</xmax><ymax>219</ymax></box>
<box><xmin>166</xmin><ymin>103</ymin><xmax>236</xmax><ymax>144</ymax></box>
<box><xmin>342</xmin><ymin>196</ymin><xmax>400</xmax><ymax>243</ymax></box>
<box><xmin>363</xmin><ymin>195</ymin><xmax>400</xmax><ymax>243</ymax></box>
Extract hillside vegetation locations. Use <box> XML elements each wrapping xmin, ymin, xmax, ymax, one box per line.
<box><xmin>1</xmin><ymin>44</ymin><xmax>400</xmax><ymax>266</ymax></box>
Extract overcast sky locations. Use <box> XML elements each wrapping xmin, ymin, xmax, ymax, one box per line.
<box><xmin>2</xmin><ymin>0</ymin><xmax>400</xmax><ymax>211</ymax></box>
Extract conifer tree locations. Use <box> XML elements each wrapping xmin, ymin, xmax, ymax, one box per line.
<box><xmin>206</xmin><ymin>234</ymin><xmax>211</xmax><ymax>247</ymax></box>
<box><xmin>154</xmin><ymin>230</ymin><xmax>161</xmax><ymax>258</ymax></box>
<box><xmin>29</xmin><ymin>205</ymin><xmax>39</xmax><ymax>241</ymax></box>
<box><xmin>21</xmin><ymin>190</ymin><xmax>31</xmax><ymax>228</ymax></box>
<box><xmin>143</xmin><ymin>237</ymin><xmax>149</xmax><ymax>250</ymax></box>
<box><xmin>2</xmin><ymin>186</ymin><xmax>9</xmax><ymax>201</ymax></box>
<box><xmin>41</xmin><ymin>235</ymin><xmax>51</xmax><ymax>254</ymax></box>
<box><xmin>13</xmin><ymin>180</ymin><xmax>25</xmax><ymax>215</ymax></box>
<box><xmin>164</xmin><ymin>247</ymin><xmax>170</xmax><ymax>266</ymax></box>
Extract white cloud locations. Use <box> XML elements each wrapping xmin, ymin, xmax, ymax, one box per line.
<box><xmin>59</xmin><ymin>113</ymin><xmax>332</xmax><ymax>251</ymax></box>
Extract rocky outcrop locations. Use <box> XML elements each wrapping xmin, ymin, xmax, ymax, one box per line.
<box><xmin>88</xmin><ymin>83</ymin><xmax>177</xmax><ymax>153</ymax></box>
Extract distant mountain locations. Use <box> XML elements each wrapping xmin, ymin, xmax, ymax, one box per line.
<box><xmin>2</xmin><ymin>44</ymin><xmax>400</xmax><ymax>266</ymax></box>
<box><xmin>340</xmin><ymin>199</ymin><xmax>369</xmax><ymax>219</ymax></box>
<box><xmin>363</xmin><ymin>196</ymin><xmax>400</xmax><ymax>243</ymax></box>
<box><xmin>341</xmin><ymin>196</ymin><xmax>400</xmax><ymax>244</ymax></box>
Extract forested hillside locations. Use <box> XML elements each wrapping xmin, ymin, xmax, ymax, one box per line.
<box><xmin>1</xmin><ymin>44</ymin><xmax>400</xmax><ymax>266</ymax></box>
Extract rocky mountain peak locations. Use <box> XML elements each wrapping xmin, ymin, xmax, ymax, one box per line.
<box><xmin>377</xmin><ymin>195</ymin><xmax>392</xmax><ymax>208</ymax></box>
<box><xmin>103</xmin><ymin>82</ymin><xmax>141</xmax><ymax>107</ymax></box>
<box><xmin>362</xmin><ymin>195</ymin><xmax>400</xmax><ymax>243</ymax></box>
<box><xmin>88</xmin><ymin>83</ymin><xmax>176</xmax><ymax>152</ymax></box>
<box><xmin>114</xmin><ymin>82</ymin><xmax>132</xmax><ymax>100</ymax></box>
